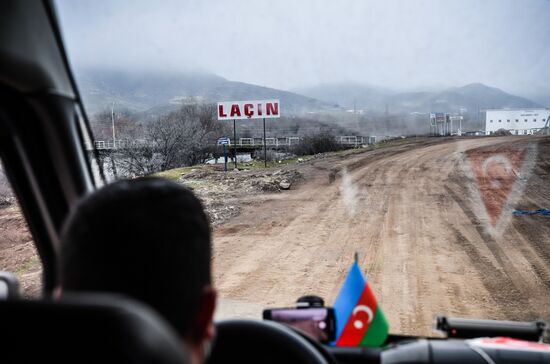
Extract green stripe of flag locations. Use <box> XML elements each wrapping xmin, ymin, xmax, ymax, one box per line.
<box><xmin>360</xmin><ymin>307</ymin><xmax>389</xmax><ymax>347</ymax></box>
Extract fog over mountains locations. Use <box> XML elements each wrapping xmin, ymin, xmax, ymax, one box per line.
<box><xmin>76</xmin><ymin>68</ymin><xmax>542</xmax><ymax>118</ymax></box>
<box><xmin>75</xmin><ymin>69</ymin><xmax>336</xmax><ymax>116</ymax></box>
<box><xmin>295</xmin><ymin>83</ymin><xmax>542</xmax><ymax>114</ymax></box>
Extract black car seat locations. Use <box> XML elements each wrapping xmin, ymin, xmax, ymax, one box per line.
<box><xmin>0</xmin><ymin>293</ymin><xmax>191</xmax><ymax>364</ymax></box>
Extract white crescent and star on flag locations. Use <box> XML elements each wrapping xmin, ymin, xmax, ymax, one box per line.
<box><xmin>352</xmin><ymin>305</ymin><xmax>374</xmax><ymax>329</ymax></box>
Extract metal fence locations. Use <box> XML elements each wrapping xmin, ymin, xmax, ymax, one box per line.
<box><xmin>87</xmin><ymin>135</ymin><xmax>373</xmax><ymax>151</ymax></box>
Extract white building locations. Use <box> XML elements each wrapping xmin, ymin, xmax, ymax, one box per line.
<box><xmin>486</xmin><ymin>108</ymin><xmax>550</xmax><ymax>135</ymax></box>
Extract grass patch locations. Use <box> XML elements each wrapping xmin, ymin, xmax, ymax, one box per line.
<box><xmin>179</xmin><ymin>180</ymin><xmax>205</xmax><ymax>190</ymax></box>
<box><xmin>152</xmin><ymin>166</ymin><xmax>201</xmax><ymax>181</ymax></box>
<box><xmin>370</xmin><ymin>136</ymin><xmax>428</xmax><ymax>150</ymax></box>
<box><xmin>235</xmin><ymin>156</ymin><xmax>313</xmax><ymax>170</ymax></box>
<box><xmin>153</xmin><ymin>137</ymin><xmax>420</xmax><ymax>177</ymax></box>
<box><xmin>15</xmin><ymin>256</ymin><xmax>40</xmax><ymax>276</ymax></box>
<box><xmin>332</xmin><ymin>146</ymin><xmax>370</xmax><ymax>156</ymax></box>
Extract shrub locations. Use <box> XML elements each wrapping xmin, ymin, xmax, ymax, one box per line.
<box><xmin>291</xmin><ymin>131</ymin><xmax>342</xmax><ymax>156</ymax></box>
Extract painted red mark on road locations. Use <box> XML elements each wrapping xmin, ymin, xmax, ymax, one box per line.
<box><xmin>466</xmin><ymin>147</ymin><xmax>527</xmax><ymax>227</ymax></box>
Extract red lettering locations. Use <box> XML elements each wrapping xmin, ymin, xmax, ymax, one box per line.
<box><xmin>266</xmin><ymin>102</ymin><xmax>278</xmax><ymax>116</ymax></box>
<box><xmin>257</xmin><ymin>103</ymin><xmax>263</xmax><ymax>115</ymax></box>
<box><xmin>218</xmin><ymin>104</ymin><xmax>227</xmax><ymax>117</ymax></box>
<box><xmin>230</xmin><ymin>104</ymin><xmax>241</xmax><ymax>117</ymax></box>
<box><xmin>244</xmin><ymin>104</ymin><xmax>254</xmax><ymax>118</ymax></box>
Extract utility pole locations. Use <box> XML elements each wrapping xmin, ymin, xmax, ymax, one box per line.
<box><xmin>111</xmin><ymin>101</ymin><xmax>116</xmax><ymax>148</ymax></box>
<box><xmin>109</xmin><ymin>101</ymin><xmax>118</xmax><ymax>179</ymax></box>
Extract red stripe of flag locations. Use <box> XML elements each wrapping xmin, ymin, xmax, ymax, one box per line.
<box><xmin>336</xmin><ymin>283</ymin><xmax>378</xmax><ymax>346</ymax></box>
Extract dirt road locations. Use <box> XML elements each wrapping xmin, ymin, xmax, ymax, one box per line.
<box><xmin>213</xmin><ymin>136</ymin><xmax>550</xmax><ymax>336</ymax></box>
<box><xmin>1</xmin><ymin>135</ymin><xmax>548</xmax><ymax>334</ymax></box>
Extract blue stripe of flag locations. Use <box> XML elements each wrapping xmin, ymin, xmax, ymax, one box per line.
<box><xmin>333</xmin><ymin>262</ymin><xmax>366</xmax><ymax>342</ymax></box>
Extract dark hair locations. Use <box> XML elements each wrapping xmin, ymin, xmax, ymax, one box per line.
<box><xmin>60</xmin><ymin>177</ymin><xmax>212</xmax><ymax>336</ymax></box>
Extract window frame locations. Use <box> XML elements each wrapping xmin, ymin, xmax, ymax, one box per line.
<box><xmin>0</xmin><ymin>0</ymin><xmax>97</xmax><ymax>294</ymax></box>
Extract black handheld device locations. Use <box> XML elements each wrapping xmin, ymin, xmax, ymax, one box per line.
<box><xmin>263</xmin><ymin>306</ymin><xmax>336</xmax><ymax>343</ymax></box>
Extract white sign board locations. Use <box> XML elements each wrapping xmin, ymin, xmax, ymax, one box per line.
<box><xmin>217</xmin><ymin>99</ymin><xmax>280</xmax><ymax>120</ymax></box>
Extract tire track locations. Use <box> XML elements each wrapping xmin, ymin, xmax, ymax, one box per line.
<box><xmin>214</xmin><ymin>136</ymin><xmax>550</xmax><ymax>331</ymax></box>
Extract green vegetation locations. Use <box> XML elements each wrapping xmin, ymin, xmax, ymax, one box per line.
<box><xmin>332</xmin><ymin>145</ymin><xmax>370</xmax><ymax>156</ymax></box>
<box><xmin>16</xmin><ymin>255</ymin><xmax>40</xmax><ymax>276</ymax></box>
<box><xmin>153</xmin><ymin>154</ymin><xmax>319</xmax><ymax>177</ymax></box>
<box><xmin>370</xmin><ymin>136</ymin><xmax>424</xmax><ymax>150</ymax></box>
<box><xmin>152</xmin><ymin>138</ymin><xmax>427</xmax><ymax>179</ymax></box>
<box><xmin>152</xmin><ymin>166</ymin><xmax>202</xmax><ymax>181</ymax></box>
<box><xmin>235</xmin><ymin>155</ymin><xmax>315</xmax><ymax>170</ymax></box>
<box><xmin>152</xmin><ymin>165</ymin><xmax>215</xmax><ymax>190</ymax></box>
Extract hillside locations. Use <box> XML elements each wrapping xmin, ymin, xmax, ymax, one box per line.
<box><xmin>297</xmin><ymin>82</ymin><xmax>541</xmax><ymax>114</ymax></box>
<box><xmin>293</xmin><ymin>83</ymin><xmax>393</xmax><ymax>111</ymax></box>
<box><xmin>74</xmin><ymin>68</ymin><xmax>337</xmax><ymax>116</ymax></box>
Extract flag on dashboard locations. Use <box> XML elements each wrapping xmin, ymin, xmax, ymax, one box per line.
<box><xmin>333</xmin><ymin>262</ymin><xmax>389</xmax><ymax>347</ymax></box>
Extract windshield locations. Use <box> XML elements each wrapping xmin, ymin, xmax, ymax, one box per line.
<box><xmin>54</xmin><ymin>0</ymin><xmax>550</xmax><ymax>337</ymax></box>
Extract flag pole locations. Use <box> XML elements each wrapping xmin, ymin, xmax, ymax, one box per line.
<box><xmin>354</xmin><ymin>252</ymin><xmax>359</xmax><ymax>264</ymax></box>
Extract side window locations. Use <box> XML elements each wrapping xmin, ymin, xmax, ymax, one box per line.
<box><xmin>0</xmin><ymin>161</ymin><xmax>42</xmax><ymax>298</ymax></box>
<box><xmin>75</xmin><ymin>108</ymin><xmax>105</xmax><ymax>187</ymax></box>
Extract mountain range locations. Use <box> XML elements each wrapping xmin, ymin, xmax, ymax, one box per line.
<box><xmin>74</xmin><ymin>68</ymin><xmax>336</xmax><ymax>116</ymax></box>
<box><xmin>295</xmin><ymin>83</ymin><xmax>542</xmax><ymax>114</ymax></box>
<box><xmin>74</xmin><ymin>68</ymin><xmax>542</xmax><ymax>118</ymax></box>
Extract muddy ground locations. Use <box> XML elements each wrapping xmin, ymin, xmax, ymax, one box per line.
<box><xmin>1</xmin><ymin>136</ymin><xmax>549</xmax><ymax>337</ymax></box>
<box><xmin>212</xmin><ymin>136</ymin><xmax>550</xmax><ymax>336</ymax></box>
<box><xmin>0</xmin><ymin>205</ymin><xmax>41</xmax><ymax>297</ymax></box>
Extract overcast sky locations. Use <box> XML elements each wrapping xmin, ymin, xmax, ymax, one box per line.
<box><xmin>55</xmin><ymin>0</ymin><xmax>550</xmax><ymax>99</ymax></box>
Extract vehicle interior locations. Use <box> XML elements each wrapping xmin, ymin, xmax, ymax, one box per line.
<box><xmin>1</xmin><ymin>1</ymin><xmax>549</xmax><ymax>364</ymax></box>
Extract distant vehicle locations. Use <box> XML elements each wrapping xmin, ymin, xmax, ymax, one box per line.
<box><xmin>463</xmin><ymin>130</ymin><xmax>486</xmax><ymax>136</ymax></box>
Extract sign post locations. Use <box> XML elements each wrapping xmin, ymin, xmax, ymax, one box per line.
<box><xmin>263</xmin><ymin>118</ymin><xmax>267</xmax><ymax>167</ymax></box>
<box><xmin>233</xmin><ymin>119</ymin><xmax>237</xmax><ymax>169</ymax></box>
<box><xmin>224</xmin><ymin>144</ymin><xmax>228</xmax><ymax>171</ymax></box>
<box><xmin>217</xmin><ymin>99</ymin><xmax>280</xmax><ymax>169</ymax></box>
<box><xmin>217</xmin><ymin>137</ymin><xmax>230</xmax><ymax>172</ymax></box>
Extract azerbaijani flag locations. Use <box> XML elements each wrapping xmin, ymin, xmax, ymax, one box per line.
<box><xmin>333</xmin><ymin>262</ymin><xmax>389</xmax><ymax>347</ymax></box>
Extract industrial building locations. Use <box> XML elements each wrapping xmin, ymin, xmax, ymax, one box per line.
<box><xmin>429</xmin><ymin>112</ymin><xmax>463</xmax><ymax>136</ymax></box>
<box><xmin>485</xmin><ymin>108</ymin><xmax>550</xmax><ymax>135</ymax></box>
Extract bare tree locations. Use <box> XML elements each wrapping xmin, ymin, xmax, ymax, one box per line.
<box><xmin>111</xmin><ymin>103</ymin><xmax>227</xmax><ymax>177</ymax></box>
<box><xmin>291</xmin><ymin>131</ymin><xmax>342</xmax><ymax>156</ymax></box>
<box><xmin>171</xmin><ymin>103</ymin><xmax>226</xmax><ymax>166</ymax></box>
<box><xmin>90</xmin><ymin>108</ymin><xmax>137</xmax><ymax>141</ymax></box>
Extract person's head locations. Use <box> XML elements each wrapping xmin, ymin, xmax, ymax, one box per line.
<box><xmin>59</xmin><ymin>177</ymin><xmax>216</xmax><ymax>362</ymax></box>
